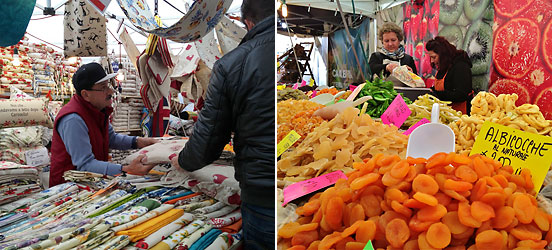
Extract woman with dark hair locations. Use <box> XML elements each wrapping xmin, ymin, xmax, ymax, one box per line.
<box><xmin>368</xmin><ymin>22</ymin><xmax>417</xmax><ymax>77</ymax></box>
<box><xmin>426</xmin><ymin>36</ymin><xmax>473</xmax><ymax>114</ymax></box>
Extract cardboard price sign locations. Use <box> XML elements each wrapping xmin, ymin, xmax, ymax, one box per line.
<box><xmin>470</xmin><ymin>121</ymin><xmax>552</xmax><ymax>192</ymax></box>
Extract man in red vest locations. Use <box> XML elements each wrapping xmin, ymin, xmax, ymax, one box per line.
<box><xmin>49</xmin><ymin>62</ymin><xmax>157</xmax><ymax>187</ymax></box>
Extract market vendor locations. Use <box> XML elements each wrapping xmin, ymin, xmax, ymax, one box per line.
<box><xmin>170</xmin><ymin>0</ymin><xmax>275</xmax><ymax>249</ymax></box>
<box><xmin>426</xmin><ymin>36</ymin><xmax>473</xmax><ymax>114</ymax></box>
<box><xmin>368</xmin><ymin>22</ymin><xmax>417</xmax><ymax>77</ymax></box>
<box><xmin>49</xmin><ymin>62</ymin><xmax>158</xmax><ymax>187</ymax></box>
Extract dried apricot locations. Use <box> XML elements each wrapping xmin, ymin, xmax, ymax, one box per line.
<box><xmin>492</xmin><ymin>206</ymin><xmax>515</xmax><ymax>229</ymax></box>
<box><xmin>454</xmin><ymin>165</ymin><xmax>478</xmax><ymax>183</ymax></box>
<box><xmin>444</xmin><ymin>179</ymin><xmax>473</xmax><ymax>192</ymax></box>
<box><xmin>413</xmin><ymin>192</ymin><xmax>438</xmax><ymax>206</ymax></box>
<box><xmin>292</xmin><ymin>230</ymin><xmax>319</xmax><ymax>247</ymax></box>
<box><xmin>350</xmin><ymin>173</ymin><xmax>380</xmax><ymax>190</ymax></box>
<box><xmin>510</xmin><ymin>224</ymin><xmax>542</xmax><ymax>241</ymax></box>
<box><xmin>385</xmin><ymin>218</ymin><xmax>410</xmax><ymax>248</ymax></box>
<box><xmin>442</xmin><ymin>211</ymin><xmax>470</xmax><ymax>234</ymax></box>
<box><xmin>533</xmin><ymin>209</ymin><xmax>550</xmax><ymax>231</ymax></box>
<box><xmin>390</xmin><ymin>160</ymin><xmax>410</xmax><ymax>179</ymax></box>
<box><xmin>479</xmin><ymin>192</ymin><xmax>506</xmax><ymax>210</ymax></box>
<box><xmin>348</xmin><ymin>204</ymin><xmax>365</xmax><ymax>226</ymax></box>
<box><xmin>412</xmin><ymin>174</ymin><xmax>439</xmax><ymax>195</ymax></box>
<box><xmin>356</xmin><ymin>220</ymin><xmax>376</xmax><ymax>243</ymax></box>
<box><xmin>475</xmin><ymin>230</ymin><xmax>503</xmax><ymax>249</ymax></box>
<box><xmin>417</xmin><ymin>232</ymin><xmax>439</xmax><ymax>250</ymax></box>
<box><xmin>345</xmin><ymin>242</ymin><xmax>366</xmax><ymax>250</ymax></box>
<box><xmin>457</xmin><ymin>202</ymin><xmax>482</xmax><ymax>228</ymax></box>
<box><xmin>417</xmin><ymin>204</ymin><xmax>447</xmax><ymax>222</ymax></box>
<box><xmin>426</xmin><ymin>222</ymin><xmax>451</xmax><ymax>248</ymax></box>
<box><xmin>512</xmin><ymin>194</ymin><xmax>536</xmax><ymax>224</ymax></box>
<box><xmin>516</xmin><ymin>239</ymin><xmax>548</xmax><ymax>249</ymax></box>
<box><xmin>325</xmin><ymin>196</ymin><xmax>345</xmax><ymax>231</ymax></box>
<box><xmin>470</xmin><ymin>201</ymin><xmax>495</xmax><ymax>222</ymax></box>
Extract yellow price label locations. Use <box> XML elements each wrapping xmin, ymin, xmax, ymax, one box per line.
<box><xmin>470</xmin><ymin>121</ymin><xmax>552</xmax><ymax>192</ymax></box>
<box><xmin>277</xmin><ymin>130</ymin><xmax>301</xmax><ymax>157</ymax></box>
<box><xmin>277</xmin><ymin>85</ymin><xmax>285</xmax><ymax>90</ymax></box>
<box><xmin>309</xmin><ymin>78</ymin><xmax>315</xmax><ymax>87</ymax></box>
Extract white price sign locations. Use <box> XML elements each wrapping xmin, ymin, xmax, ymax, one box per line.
<box><xmin>25</xmin><ymin>147</ymin><xmax>50</xmax><ymax>167</ymax></box>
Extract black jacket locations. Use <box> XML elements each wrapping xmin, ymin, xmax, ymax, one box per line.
<box><xmin>368</xmin><ymin>52</ymin><xmax>417</xmax><ymax>77</ymax></box>
<box><xmin>178</xmin><ymin>16</ymin><xmax>275</xmax><ymax>208</ymax></box>
<box><xmin>432</xmin><ymin>55</ymin><xmax>473</xmax><ymax>103</ymax></box>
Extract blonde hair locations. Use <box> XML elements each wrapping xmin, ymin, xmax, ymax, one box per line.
<box><xmin>378</xmin><ymin>22</ymin><xmax>404</xmax><ymax>42</ymax></box>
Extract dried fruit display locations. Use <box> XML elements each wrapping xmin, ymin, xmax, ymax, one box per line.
<box><xmin>404</xmin><ymin>94</ymin><xmax>462</xmax><ymax>127</ymax></box>
<box><xmin>277</xmin><ymin>107</ymin><xmax>408</xmax><ymax>184</ymax></box>
<box><xmin>278</xmin><ymin>152</ymin><xmax>552</xmax><ymax>249</ymax></box>
<box><xmin>277</xmin><ymin>100</ymin><xmax>325</xmax><ymax>149</ymax></box>
<box><xmin>450</xmin><ymin>92</ymin><xmax>552</xmax><ymax>154</ymax></box>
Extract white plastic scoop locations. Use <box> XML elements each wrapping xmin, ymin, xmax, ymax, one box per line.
<box><xmin>406</xmin><ymin>103</ymin><xmax>455</xmax><ymax>158</ymax></box>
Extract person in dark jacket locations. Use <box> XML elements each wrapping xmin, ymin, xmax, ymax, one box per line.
<box><xmin>50</xmin><ymin>62</ymin><xmax>157</xmax><ymax>187</ymax></box>
<box><xmin>170</xmin><ymin>0</ymin><xmax>274</xmax><ymax>249</ymax></box>
<box><xmin>368</xmin><ymin>22</ymin><xmax>417</xmax><ymax>77</ymax></box>
<box><xmin>426</xmin><ymin>36</ymin><xmax>473</xmax><ymax>114</ymax></box>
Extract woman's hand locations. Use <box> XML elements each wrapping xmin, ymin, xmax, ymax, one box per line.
<box><xmin>406</xmin><ymin>65</ymin><xmax>413</xmax><ymax>72</ymax></box>
<box><xmin>136</xmin><ymin>137</ymin><xmax>158</xmax><ymax>148</ymax></box>
<box><xmin>386</xmin><ymin>63</ymin><xmax>399</xmax><ymax>73</ymax></box>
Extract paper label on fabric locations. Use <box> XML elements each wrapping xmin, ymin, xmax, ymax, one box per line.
<box><xmin>25</xmin><ymin>147</ymin><xmax>50</xmax><ymax>167</ymax></box>
<box><xmin>87</xmin><ymin>0</ymin><xmax>111</xmax><ymax>14</ymax></box>
<box><xmin>403</xmin><ymin>118</ymin><xmax>430</xmax><ymax>135</ymax></box>
<box><xmin>363</xmin><ymin>240</ymin><xmax>375</xmax><ymax>250</ymax></box>
<box><xmin>470</xmin><ymin>121</ymin><xmax>552</xmax><ymax>193</ymax></box>
<box><xmin>277</xmin><ymin>130</ymin><xmax>301</xmax><ymax>157</ymax></box>
<box><xmin>381</xmin><ymin>94</ymin><xmax>412</xmax><ymax>128</ymax></box>
<box><xmin>282</xmin><ymin>170</ymin><xmax>347</xmax><ymax>206</ymax></box>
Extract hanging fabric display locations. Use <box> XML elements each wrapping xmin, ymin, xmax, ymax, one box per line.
<box><xmin>115</xmin><ymin>0</ymin><xmax>232</xmax><ymax>43</ymax></box>
<box><xmin>194</xmin><ymin>30</ymin><xmax>223</xmax><ymax>70</ymax></box>
<box><xmin>215</xmin><ymin>16</ymin><xmax>247</xmax><ymax>55</ymax></box>
<box><xmin>0</xmin><ymin>0</ymin><xmax>35</xmax><ymax>47</ymax></box>
<box><xmin>63</xmin><ymin>0</ymin><xmax>107</xmax><ymax>56</ymax></box>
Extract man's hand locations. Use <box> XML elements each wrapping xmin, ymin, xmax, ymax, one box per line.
<box><xmin>122</xmin><ymin>155</ymin><xmax>156</xmax><ymax>175</ymax></box>
<box><xmin>170</xmin><ymin>155</ymin><xmax>188</xmax><ymax>174</ymax></box>
<box><xmin>406</xmin><ymin>65</ymin><xmax>413</xmax><ymax>72</ymax></box>
<box><xmin>136</xmin><ymin>137</ymin><xmax>158</xmax><ymax>148</ymax></box>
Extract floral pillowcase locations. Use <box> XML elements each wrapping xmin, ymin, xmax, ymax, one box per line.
<box><xmin>123</xmin><ymin>139</ymin><xmax>188</xmax><ymax>165</ymax></box>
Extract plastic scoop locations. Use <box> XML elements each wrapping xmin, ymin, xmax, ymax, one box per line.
<box><xmin>313</xmin><ymin>96</ymin><xmax>373</xmax><ymax>120</ymax></box>
<box><xmin>406</xmin><ymin>103</ymin><xmax>455</xmax><ymax>158</ymax></box>
<box><xmin>310</xmin><ymin>93</ymin><xmax>335</xmax><ymax>106</ymax></box>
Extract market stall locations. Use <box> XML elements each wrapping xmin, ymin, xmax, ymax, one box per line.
<box><xmin>0</xmin><ymin>0</ymin><xmax>250</xmax><ymax>249</ymax></box>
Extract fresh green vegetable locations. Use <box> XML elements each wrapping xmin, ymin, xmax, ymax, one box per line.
<box><xmin>354</xmin><ymin>77</ymin><xmax>412</xmax><ymax>118</ymax></box>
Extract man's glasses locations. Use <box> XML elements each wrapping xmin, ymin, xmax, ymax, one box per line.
<box><xmin>87</xmin><ymin>84</ymin><xmax>115</xmax><ymax>93</ymax></box>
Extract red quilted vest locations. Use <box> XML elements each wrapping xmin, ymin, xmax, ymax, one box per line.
<box><xmin>49</xmin><ymin>95</ymin><xmax>112</xmax><ymax>186</ymax></box>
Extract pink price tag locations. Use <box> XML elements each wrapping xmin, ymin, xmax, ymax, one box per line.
<box><xmin>403</xmin><ymin>118</ymin><xmax>430</xmax><ymax>135</ymax></box>
<box><xmin>292</xmin><ymin>83</ymin><xmax>299</xmax><ymax>89</ymax></box>
<box><xmin>301</xmin><ymin>80</ymin><xmax>307</xmax><ymax>87</ymax></box>
<box><xmin>311</xmin><ymin>90</ymin><xmax>318</xmax><ymax>98</ymax></box>
<box><xmin>349</xmin><ymin>85</ymin><xmax>357</xmax><ymax>91</ymax></box>
<box><xmin>381</xmin><ymin>94</ymin><xmax>412</xmax><ymax>128</ymax></box>
<box><xmin>282</xmin><ymin>170</ymin><xmax>348</xmax><ymax>206</ymax></box>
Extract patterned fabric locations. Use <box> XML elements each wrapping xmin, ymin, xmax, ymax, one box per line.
<box><xmin>0</xmin><ymin>98</ymin><xmax>52</xmax><ymax>129</ymax></box>
<box><xmin>173</xmin><ymin>224</ymin><xmax>213</xmax><ymax>250</ymax></box>
<box><xmin>215</xmin><ymin>16</ymin><xmax>246</xmax><ymax>55</ymax></box>
<box><xmin>134</xmin><ymin>213</ymin><xmax>194</xmax><ymax>249</ymax></box>
<box><xmin>194</xmin><ymin>30</ymin><xmax>222</xmax><ymax>70</ymax></box>
<box><xmin>74</xmin><ymin>230</ymin><xmax>114</xmax><ymax>250</ymax></box>
<box><xmin>77</xmin><ymin>189</ymin><xmax>128</xmax><ymax>218</ymax></box>
<box><xmin>95</xmin><ymin>235</ymin><xmax>130</xmax><ymax>250</ymax></box>
<box><xmin>43</xmin><ymin>223</ymin><xmax>110</xmax><ymax>250</ymax></box>
<box><xmin>116</xmin><ymin>209</ymin><xmax>184</xmax><ymax>242</ymax></box>
<box><xmin>176</xmin><ymin>199</ymin><xmax>215</xmax><ymax>211</ymax></box>
<box><xmin>25</xmin><ymin>219</ymin><xmax>101</xmax><ymax>250</ymax></box>
<box><xmin>193</xmin><ymin>202</ymin><xmax>225</xmax><ymax>214</ymax></box>
<box><xmin>0</xmin><ymin>126</ymin><xmax>44</xmax><ymax>149</ymax></box>
<box><xmin>116</xmin><ymin>0</ymin><xmax>231</xmax><ymax>43</ymax></box>
<box><xmin>104</xmin><ymin>199</ymin><xmax>161</xmax><ymax>227</ymax></box>
<box><xmin>203</xmin><ymin>232</ymin><xmax>241</xmax><ymax>250</ymax></box>
<box><xmin>111</xmin><ymin>204</ymin><xmax>174</xmax><ymax>233</ymax></box>
<box><xmin>63</xmin><ymin>0</ymin><xmax>107</xmax><ymax>56</ymax></box>
<box><xmin>178</xmin><ymin>164</ymin><xmax>241</xmax><ymax>206</ymax></box>
<box><xmin>208</xmin><ymin>210</ymin><xmax>241</xmax><ymax>228</ymax></box>
<box><xmin>188</xmin><ymin>228</ymin><xmax>222</xmax><ymax>250</ymax></box>
<box><xmin>198</xmin><ymin>206</ymin><xmax>236</xmax><ymax>220</ymax></box>
<box><xmin>164</xmin><ymin>193</ymin><xmax>201</xmax><ymax>205</ymax></box>
<box><xmin>149</xmin><ymin>220</ymin><xmax>204</xmax><ymax>250</ymax></box>
<box><xmin>124</xmin><ymin>140</ymin><xmax>188</xmax><ymax>165</ymax></box>
<box><xmin>137</xmin><ymin>51</ymin><xmax>171</xmax><ymax>112</ymax></box>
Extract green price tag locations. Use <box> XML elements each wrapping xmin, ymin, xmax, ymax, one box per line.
<box><xmin>363</xmin><ymin>240</ymin><xmax>375</xmax><ymax>250</ymax></box>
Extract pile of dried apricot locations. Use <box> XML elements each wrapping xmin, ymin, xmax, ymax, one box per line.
<box><xmin>278</xmin><ymin>152</ymin><xmax>552</xmax><ymax>250</ymax></box>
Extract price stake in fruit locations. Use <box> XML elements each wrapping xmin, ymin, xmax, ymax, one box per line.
<box><xmin>470</xmin><ymin>121</ymin><xmax>552</xmax><ymax>192</ymax></box>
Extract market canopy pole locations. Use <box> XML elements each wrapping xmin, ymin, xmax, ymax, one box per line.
<box><xmin>335</xmin><ymin>0</ymin><xmax>366</xmax><ymax>81</ymax></box>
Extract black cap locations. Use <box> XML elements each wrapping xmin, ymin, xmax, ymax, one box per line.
<box><xmin>72</xmin><ymin>62</ymin><xmax>117</xmax><ymax>95</ymax></box>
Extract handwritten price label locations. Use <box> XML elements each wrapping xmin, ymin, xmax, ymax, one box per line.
<box><xmin>470</xmin><ymin>121</ymin><xmax>552</xmax><ymax>192</ymax></box>
<box><xmin>283</xmin><ymin>170</ymin><xmax>347</xmax><ymax>206</ymax></box>
<box><xmin>277</xmin><ymin>130</ymin><xmax>301</xmax><ymax>157</ymax></box>
<box><xmin>381</xmin><ymin>94</ymin><xmax>412</xmax><ymax>128</ymax></box>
